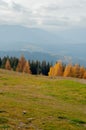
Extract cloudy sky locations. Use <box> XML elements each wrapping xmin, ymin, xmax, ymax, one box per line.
<box><xmin>0</xmin><ymin>0</ymin><xmax>86</xmax><ymax>30</ymax></box>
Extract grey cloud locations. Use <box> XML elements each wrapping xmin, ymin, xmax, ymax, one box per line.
<box><xmin>0</xmin><ymin>0</ymin><xmax>86</xmax><ymax>28</ymax></box>
<box><xmin>10</xmin><ymin>2</ymin><xmax>27</xmax><ymax>13</ymax></box>
<box><xmin>0</xmin><ymin>0</ymin><xmax>35</xmax><ymax>26</ymax></box>
<box><xmin>34</xmin><ymin>0</ymin><xmax>86</xmax><ymax>27</ymax></box>
<box><xmin>11</xmin><ymin>2</ymin><xmax>24</xmax><ymax>12</ymax></box>
<box><xmin>0</xmin><ymin>0</ymin><xmax>27</xmax><ymax>13</ymax></box>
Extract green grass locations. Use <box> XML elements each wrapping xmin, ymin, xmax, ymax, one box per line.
<box><xmin>0</xmin><ymin>69</ymin><xmax>86</xmax><ymax>130</ymax></box>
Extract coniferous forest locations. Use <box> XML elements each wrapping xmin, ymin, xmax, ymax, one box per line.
<box><xmin>0</xmin><ymin>56</ymin><xmax>51</xmax><ymax>76</ymax></box>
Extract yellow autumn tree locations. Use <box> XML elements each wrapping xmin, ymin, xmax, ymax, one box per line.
<box><xmin>72</xmin><ymin>64</ymin><xmax>80</xmax><ymax>78</ymax></box>
<box><xmin>83</xmin><ymin>71</ymin><xmax>86</xmax><ymax>79</ymax></box>
<box><xmin>48</xmin><ymin>66</ymin><xmax>55</xmax><ymax>76</ymax></box>
<box><xmin>5</xmin><ymin>59</ymin><xmax>11</xmax><ymax>70</ymax></box>
<box><xmin>23</xmin><ymin>61</ymin><xmax>31</xmax><ymax>74</ymax></box>
<box><xmin>16</xmin><ymin>55</ymin><xmax>26</xmax><ymax>72</ymax></box>
<box><xmin>63</xmin><ymin>64</ymin><xmax>73</xmax><ymax>77</ymax></box>
<box><xmin>79</xmin><ymin>66</ymin><xmax>86</xmax><ymax>78</ymax></box>
<box><xmin>48</xmin><ymin>60</ymin><xmax>86</xmax><ymax>79</ymax></box>
<box><xmin>48</xmin><ymin>61</ymin><xmax>63</xmax><ymax>77</ymax></box>
<box><xmin>54</xmin><ymin>62</ymin><xmax>63</xmax><ymax>76</ymax></box>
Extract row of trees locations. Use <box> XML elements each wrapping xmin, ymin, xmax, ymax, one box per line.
<box><xmin>0</xmin><ymin>56</ymin><xmax>51</xmax><ymax>75</ymax></box>
<box><xmin>1</xmin><ymin>56</ymin><xmax>86</xmax><ymax>78</ymax></box>
<box><xmin>48</xmin><ymin>62</ymin><xmax>86</xmax><ymax>79</ymax></box>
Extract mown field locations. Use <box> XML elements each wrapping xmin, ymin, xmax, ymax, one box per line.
<box><xmin>0</xmin><ymin>69</ymin><xmax>86</xmax><ymax>130</ymax></box>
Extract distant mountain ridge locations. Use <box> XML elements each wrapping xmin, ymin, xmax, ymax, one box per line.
<box><xmin>0</xmin><ymin>51</ymin><xmax>86</xmax><ymax>67</ymax></box>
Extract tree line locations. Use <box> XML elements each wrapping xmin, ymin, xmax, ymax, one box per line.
<box><xmin>48</xmin><ymin>61</ymin><xmax>86</xmax><ymax>79</ymax></box>
<box><xmin>0</xmin><ymin>56</ymin><xmax>51</xmax><ymax>76</ymax></box>
<box><xmin>0</xmin><ymin>56</ymin><xmax>86</xmax><ymax>79</ymax></box>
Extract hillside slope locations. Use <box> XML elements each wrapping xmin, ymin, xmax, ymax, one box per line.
<box><xmin>0</xmin><ymin>69</ymin><xmax>86</xmax><ymax>130</ymax></box>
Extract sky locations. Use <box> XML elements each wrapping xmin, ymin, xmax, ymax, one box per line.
<box><xmin>0</xmin><ymin>0</ymin><xmax>86</xmax><ymax>30</ymax></box>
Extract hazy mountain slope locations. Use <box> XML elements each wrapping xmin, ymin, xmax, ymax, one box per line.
<box><xmin>0</xmin><ymin>25</ymin><xmax>63</xmax><ymax>50</ymax></box>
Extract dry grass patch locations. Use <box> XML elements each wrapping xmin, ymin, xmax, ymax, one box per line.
<box><xmin>0</xmin><ymin>69</ymin><xmax>86</xmax><ymax>130</ymax></box>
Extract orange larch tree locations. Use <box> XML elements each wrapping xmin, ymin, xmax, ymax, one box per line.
<box><xmin>5</xmin><ymin>59</ymin><xmax>11</xmax><ymax>70</ymax></box>
<box><xmin>54</xmin><ymin>62</ymin><xmax>63</xmax><ymax>76</ymax></box>
<box><xmin>79</xmin><ymin>66</ymin><xmax>86</xmax><ymax>78</ymax></box>
<box><xmin>23</xmin><ymin>61</ymin><xmax>31</xmax><ymax>74</ymax></box>
<box><xmin>16</xmin><ymin>55</ymin><xmax>26</xmax><ymax>72</ymax></box>
<box><xmin>48</xmin><ymin>61</ymin><xmax>63</xmax><ymax>77</ymax></box>
<box><xmin>72</xmin><ymin>64</ymin><xmax>80</xmax><ymax>78</ymax></box>
<box><xmin>83</xmin><ymin>71</ymin><xmax>86</xmax><ymax>79</ymax></box>
<box><xmin>63</xmin><ymin>64</ymin><xmax>73</xmax><ymax>77</ymax></box>
<box><xmin>48</xmin><ymin>66</ymin><xmax>54</xmax><ymax>76</ymax></box>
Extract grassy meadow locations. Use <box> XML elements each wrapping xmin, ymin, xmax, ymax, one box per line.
<box><xmin>0</xmin><ymin>69</ymin><xmax>86</xmax><ymax>130</ymax></box>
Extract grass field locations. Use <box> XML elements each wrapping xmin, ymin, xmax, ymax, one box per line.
<box><xmin>0</xmin><ymin>69</ymin><xmax>86</xmax><ymax>130</ymax></box>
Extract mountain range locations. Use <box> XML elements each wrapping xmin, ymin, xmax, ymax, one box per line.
<box><xmin>0</xmin><ymin>25</ymin><xmax>86</xmax><ymax>66</ymax></box>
